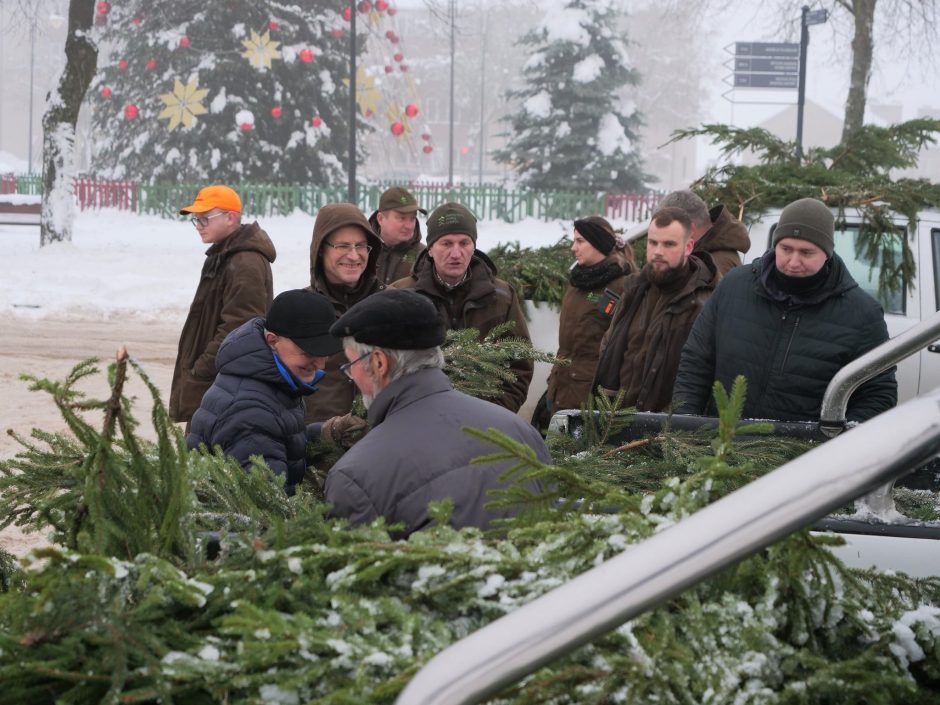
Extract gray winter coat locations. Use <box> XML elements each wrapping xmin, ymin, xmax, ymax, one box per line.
<box><xmin>324</xmin><ymin>367</ymin><xmax>549</xmax><ymax>538</ymax></box>
<box><xmin>187</xmin><ymin>318</ymin><xmax>319</xmax><ymax>494</ymax></box>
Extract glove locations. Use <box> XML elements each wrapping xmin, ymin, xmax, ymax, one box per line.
<box><xmin>321</xmin><ymin>413</ymin><xmax>369</xmax><ymax>449</ymax></box>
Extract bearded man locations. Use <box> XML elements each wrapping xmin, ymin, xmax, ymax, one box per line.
<box><xmin>592</xmin><ymin>207</ymin><xmax>721</xmax><ymax>412</ymax></box>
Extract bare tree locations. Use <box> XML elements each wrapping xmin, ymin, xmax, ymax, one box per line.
<box><xmin>39</xmin><ymin>0</ymin><xmax>96</xmax><ymax>245</ymax></box>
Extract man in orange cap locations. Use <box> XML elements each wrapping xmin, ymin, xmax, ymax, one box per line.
<box><xmin>170</xmin><ymin>185</ymin><xmax>277</xmax><ymax>426</ymax></box>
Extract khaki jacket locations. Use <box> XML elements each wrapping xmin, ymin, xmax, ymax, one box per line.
<box><xmin>694</xmin><ymin>205</ymin><xmax>751</xmax><ymax>276</ymax></box>
<box><xmin>169</xmin><ymin>222</ymin><xmax>276</xmax><ymax>423</ymax></box>
<box><xmin>368</xmin><ymin>210</ymin><xmax>426</xmax><ymax>285</ymax></box>
<box><xmin>547</xmin><ymin>250</ymin><xmax>633</xmax><ymax>411</ymax></box>
<box><xmin>391</xmin><ymin>250</ymin><xmax>533</xmax><ymax>413</ymax></box>
<box><xmin>305</xmin><ymin>203</ymin><xmax>383</xmax><ymax>423</ymax></box>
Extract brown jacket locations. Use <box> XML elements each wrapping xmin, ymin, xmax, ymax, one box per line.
<box><xmin>169</xmin><ymin>222</ymin><xmax>276</xmax><ymax>423</ymax></box>
<box><xmin>368</xmin><ymin>210</ymin><xmax>426</xmax><ymax>285</ymax></box>
<box><xmin>391</xmin><ymin>250</ymin><xmax>533</xmax><ymax>413</ymax></box>
<box><xmin>594</xmin><ymin>253</ymin><xmax>720</xmax><ymax>412</ymax></box>
<box><xmin>305</xmin><ymin>203</ymin><xmax>383</xmax><ymax>423</ymax></box>
<box><xmin>547</xmin><ymin>250</ymin><xmax>634</xmax><ymax>411</ymax></box>
<box><xmin>693</xmin><ymin>205</ymin><xmax>751</xmax><ymax>276</ymax></box>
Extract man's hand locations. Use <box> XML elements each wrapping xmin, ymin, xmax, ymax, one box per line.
<box><xmin>321</xmin><ymin>413</ymin><xmax>369</xmax><ymax>449</ymax></box>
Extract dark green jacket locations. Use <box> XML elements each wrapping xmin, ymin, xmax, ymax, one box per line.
<box><xmin>672</xmin><ymin>251</ymin><xmax>897</xmax><ymax>422</ymax></box>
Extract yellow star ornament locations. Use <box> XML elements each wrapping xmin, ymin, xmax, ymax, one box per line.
<box><xmin>158</xmin><ymin>78</ymin><xmax>209</xmax><ymax>131</ymax></box>
<box><xmin>242</xmin><ymin>29</ymin><xmax>281</xmax><ymax>70</ymax></box>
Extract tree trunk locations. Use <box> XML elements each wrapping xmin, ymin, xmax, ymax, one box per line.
<box><xmin>840</xmin><ymin>0</ymin><xmax>876</xmax><ymax>143</ymax></box>
<box><xmin>40</xmin><ymin>0</ymin><xmax>97</xmax><ymax>247</ymax></box>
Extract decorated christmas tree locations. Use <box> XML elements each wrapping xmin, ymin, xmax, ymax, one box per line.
<box><xmin>89</xmin><ymin>0</ymin><xmax>361</xmax><ymax>183</ymax></box>
<box><xmin>493</xmin><ymin>0</ymin><xmax>649</xmax><ymax>192</ymax></box>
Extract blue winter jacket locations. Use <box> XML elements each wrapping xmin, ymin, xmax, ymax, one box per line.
<box><xmin>187</xmin><ymin>318</ymin><xmax>320</xmax><ymax>494</ymax></box>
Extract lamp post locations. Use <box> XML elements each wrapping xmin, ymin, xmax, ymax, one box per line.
<box><xmin>796</xmin><ymin>5</ymin><xmax>829</xmax><ymax>160</ymax></box>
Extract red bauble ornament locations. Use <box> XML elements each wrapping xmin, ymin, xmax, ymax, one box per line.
<box><xmin>117</xmin><ymin>59</ymin><xmax>128</xmax><ymax>70</ymax></box>
<box><xmin>384</xmin><ymin>65</ymin><xmax>394</xmax><ymax>74</ymax></box>
<box><xmin>394</xmin><ymin>52</ymin><xmax>403</xmax><ymax>62</ymax></box>
<box><xmin>179</xmin><ymin>36</ymin><xmax>190</xmax><ymax>48</ymax></box>
<box><xmin>146</xmin><ymin>58</ymin><xmax>157</xmax><ymax>70</ymax></box>
<box><xmin>405</xmin><ymin>103</ymin><xmax>418</xmax><ymax>118</ymax></box>
<box><xmin>101</xmin><ymin>86</ymin><xmax>111</xmax><ymax>97</ymax></box>
<box><xmin>390</xmin><ymin>35</ymin><xmax>400</xmax><ymax>45</ymax></box>
<box><xmin>342</xmin><ymin>6</ymin><xmax>352</xmax><ymax>21</ymax></box>
<box><xmin>332</xmin><ymin>28</ymin><xmax>343</xmax><ymax>38</ymax></box>
<box><xmin>299</xmin><ymin>48</ymin><xmax>314</xmax><ymax>63</ymax></box>
<box><xmin>240</xmin><ymin>122</ymin><xmax>253</xmax><ymax>131</ymax></box>
<box><xmin>124</xmin><ymin>104</ymin><xmax>138</xmax><ymax>120</ymax></box>
<box><xmin>365</xmin><ymin>109</ymin><xmax>374</xmax><ymax>119</ymax></box>
<box><xmin>461</xmin><ymin>146</ymin><xmax>470</xmax><ymax>155</ymax></box>
<box><xmin>385</xmin><ymin>30</ymin><xmax>395</xmax><ymax>40</ymax></box>
<box><xmin>376</xmin><ymin>0</ymin><xmax>388</xmax><ymax>10</ymax></box>
<box><xmin>96</xmin><ymin>1</ymin><xmax>109</xmax><ymax>15</ymax></box>
<box><xmin>423</xmin><ymin>145</ymin><xmax>433</xmax><ymax>154</ymax></box>
<box><xmin>388</xmin><ymin>6</ymin><xmax>397</xmax><ymax>16</ymax></box>
<box><xmin>358</xmin><ymin>1</ymin><xmax>372</xmax><ymax>13</ymax></box>
<box><xmin>271</xmin><ymin>107</ymin><xmax>282</xmax><ymax>118</ymax></box>
<box><xmin>132</xmin><ymin>17</ymin><xmax>141</xmax><ymax>27</ymax></box>
<box><xmin>399</xmin><ymin>64</ymin><xmax>408</xmax><ymax>72</ymax></box>
<box><xmin>311</xmin><ymin>116</ymin><xmax>323</xmax><ymax>127</ymax></box>
<box><xmin>269</xmin><ymin>20</ymin><xmax>279</xmax><ymax>31</ymax></box>
<box><xmin>391</xmin><ymin>121</ymin><xmax>404</xmax><ymax>136</ymax></box>
<box><xmin>421</xmin><ymin>132</ymin><xmax>431</xmax><ymax>141</ymax></box>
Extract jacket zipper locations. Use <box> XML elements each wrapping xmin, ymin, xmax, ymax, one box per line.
<box><xmin>781</xmin><ymin>313</ymin><xmax>800</xmax><ymax>369</ymax></box>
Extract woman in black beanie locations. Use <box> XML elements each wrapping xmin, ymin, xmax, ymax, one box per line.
<box><xmin>538</xmin><ymin>216</ymin><xmax>636</xmax><ymax>427</ymax></box>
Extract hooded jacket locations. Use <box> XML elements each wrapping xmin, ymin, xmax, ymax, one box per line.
<box><xmin>170</xmin><ymin>222</ymin><xmax>276</xmax><ymax>423</ymax></box>
<box><xmin>305</xmin><ymin>203</ymin><xmax>384</xmax><ymax>423</ymax></box>
<box><xmin>187</xmin><ymin>318</ymin><xmax>318</xmax><ymax>494</ymax></box>
<box><xmin>368</xmin><ymin>209</ymin><xmax>426</xmax><ymax>285</ymax></box>
<box><xmin>672</xmin><ymin>251</ymin><xmax>897</xmax><ymax>422</ymax></box>
<box><xmin>390</xmin><ymin>249</ymin><xmax>533</xmax><ymax>413</ymax></box>
<box><xmin>693</xmin><ymin>205</ymin><xmax>751</xmax><ymax>276</ymax></box>
<box><xmin>594</xmin><ymin>253</ymin><xmax>720</xmax><ymax>412</ymax></box>
<box><xmin>547</xmin><ymin>249</ymin><xmax>635</xmax><ymax>412</ymax></box>
<box><xmin>324</xmin><ymin>367</ymin><xmax>549</xmax><ymax>539</ymax></box>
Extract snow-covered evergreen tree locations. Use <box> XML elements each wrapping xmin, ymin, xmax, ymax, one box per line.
<box><xmin>493</xmin><ymin>0</ymin><xmax>649</xmax><ymax>192</ymax></box>
<box><xmin>89</xmin><ymin>0</ymin><xmax>361</xmax><ymax>183</ymax></box>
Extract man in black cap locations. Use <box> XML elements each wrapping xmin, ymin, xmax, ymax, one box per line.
<box><xmin>672</xmin><ymin>197</ymin><xmax>897</xmax><ymax>423</ymax></box>
<box><xmin>187</xmin><ymin>289</ymin><xmax>343</xmax><ymax>495</ymax></box>
<box><xmin>368</xmin><ymin>186</ymin><xmax>427</xmax><ymax>285</ymax></box>
<box><xmin>390</xmin><ymin>201</ymin><xmax>533</xmax><ymax>413</ymax></box>
<box><xmin>323</xmin><ymin>289</ymin><xmax>549</xmax><ymax>539</ymax></box>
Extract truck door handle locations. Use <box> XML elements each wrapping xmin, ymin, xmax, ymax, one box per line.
<box><xmin>929</xmin><ymin>345</ymin><xmax>940</xmax><ymax>353</ymax></box>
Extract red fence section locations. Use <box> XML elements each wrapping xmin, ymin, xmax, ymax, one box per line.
<box><xmin>0</xmin><ymin>175</ymin><xmax>18</xmax><ymax>194</ymax></box>
<box><xmin>604</xmin><ymin>192</ymin><xmax>662</xmax><ymax>223</ymax></box>
<box><xmin>74</xmin><ymin>177</ymin><xmax>138</xmax><ymax>211</ymax></box>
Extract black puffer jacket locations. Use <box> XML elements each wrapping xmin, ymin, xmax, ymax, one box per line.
<box><xmin>672</xmin><ymin>251</ymin><xmax>897</xmax><ymax>422</ymax></box>
<box><xmin>187</xmin><ymin>318</ymin><xmax>317</xmax><ymax>494</ymax></box>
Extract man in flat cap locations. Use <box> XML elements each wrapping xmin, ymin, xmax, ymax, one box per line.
<box><xmin>324</xmin><ymin>289</ymin><xmax>549</xmax><ymax>538</ymax></box>
<box><xmin>171</xmin><ymin>184</ymin><xmax>276</xmax><ymax>426</ymax></box>
<box><xmin>368</xmin><ymin>186</ymin><xmax>427</xmax><ymax>285</ymax></box>
<box><xmin>391</xmin><ymin>202</ymin><xmax>533</xmax><ymax>413</ymax></box>
<box><xmin>188</xmin><ymin>289</ymin><xmax>343</xmax><ymax>495</ymax></box>
<box><xmin>673</xmin><ymin>197</ymin><xmax>896</xmax><ymax>423</ymax></box>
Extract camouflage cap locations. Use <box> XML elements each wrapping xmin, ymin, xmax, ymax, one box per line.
<box><xmin>378</xmin><ymin>186</ymin><xmax>426</xmax><ymax>215</ymax></box>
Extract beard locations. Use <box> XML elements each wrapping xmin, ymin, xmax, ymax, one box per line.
<box><xmin>646</xmin><ymin>259</ymin><xmax>689</xmax><ymax>286</ymax></box>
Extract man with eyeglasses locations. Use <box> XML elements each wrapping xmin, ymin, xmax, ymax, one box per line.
<box><xmin>367</xmin><ymin>186</ymin><xmax>427</xmax><ymax>285</ymax></box>
<box><xmin>324</xmin><ymin>289</ymin><xmax>549</xmax><ymax>538</ymax></box>
<box><xmin>188</xmin><ymin>289</ymin><xmax>342</xmax><ymax>495</ymax></box>
<box><xmin>305</xmin><ymin>202</ymin><xmax>383</xmax><ymax>426</ymax></box>
<box><xmin>170</xmin><ymin>185</ymin><xmax>276</xmax><ymax>426</ymax></box>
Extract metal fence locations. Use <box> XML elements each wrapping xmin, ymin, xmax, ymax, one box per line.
<box><xmin>1</xmin><ymin>174</ymin><xmax>662</xmax><ymax>224</ymax></box>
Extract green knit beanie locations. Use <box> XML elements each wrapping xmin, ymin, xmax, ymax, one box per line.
<box><xmin>772</xmin><ymin>198</ymin><xmax>834</xmax><ymax>256</ymax></box>
<box><xmin>426</xmin><ymin>202</ymin><xmax>477</xmax><ymax>246</ymax></box>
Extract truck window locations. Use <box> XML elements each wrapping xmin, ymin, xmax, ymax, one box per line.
<box><xmin>833</xmin><ymin>226</ymin><xmax>905</xmax><ymax>315</ymax></box>
<box><xmin>933</xmin><ymin>229</ymin><xmax>940</xmax><ymax>311</ymax></box>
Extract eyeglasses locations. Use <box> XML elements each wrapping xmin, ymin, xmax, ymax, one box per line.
<box><xmin>190</xmin><ymin>212</ymin><xmax>228</xmax><ymax>228</ymax></box>
<box><xmin>339</xmin><ymin>351</ymin><xmax>372</xmax><ymax>379</ymax></box>
<box><xmin>324</xmin><ymin>241</ymin><xmax>372</xmax><ymax>255</ymax></box>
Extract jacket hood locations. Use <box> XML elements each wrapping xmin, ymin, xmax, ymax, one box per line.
<box><xmin>309</xmin><ymin>203</ymin><xmax>382</xmax><ymax>290</ymax></box>
<box><xmin>695</xmin><ymin>205</ymin><xmax>751</xmax><ymax>255</ymax></box>
<box><xmin>216</xmin><ymin>318</ymin><xmax>309</xmax><ymax>397</ymax></box>
<box><xmin>210</xmin><ymin>221</ymin><xmax>277</xmax><ymax>263</ymax></box>
<box><xmin>368</xmin><ymin>209</ymin><xmax>424</xmax><ymax>251</ymax></box>
<box><xmin>753</xmin><ymin>250</ymin><xmax>858</xmax><ymax>306</ymax></box>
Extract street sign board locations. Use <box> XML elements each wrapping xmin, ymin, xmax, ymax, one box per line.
<box><xmin>805</xmin><ymin>9</ymin><xmax>829</xmax><ymax>25</ymax></box>
<box><xmin>734</xmin><ymin>56</ymin><xmax>799</xmax><ymax>73</ymax></box>
<box><xmin>733</xmin><ymin>73</ymin><xmax>799</xmax><ymax>89</ymax></box>
<box><xmin>735</xmin><ymin>42</ymin><xmax>799</xmax><ymax>58</ymax></box>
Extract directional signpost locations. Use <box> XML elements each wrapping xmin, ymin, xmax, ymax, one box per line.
<box><xmin>732</xmin><ymin>42</ymin><xmax>800</xmax><ymax>89</ymax></box>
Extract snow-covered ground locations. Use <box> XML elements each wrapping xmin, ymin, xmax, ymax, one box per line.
<box><xmin>0</xmin><ymin>209</ymin><xmax>596</xmax><ymax>320</ymax></box>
